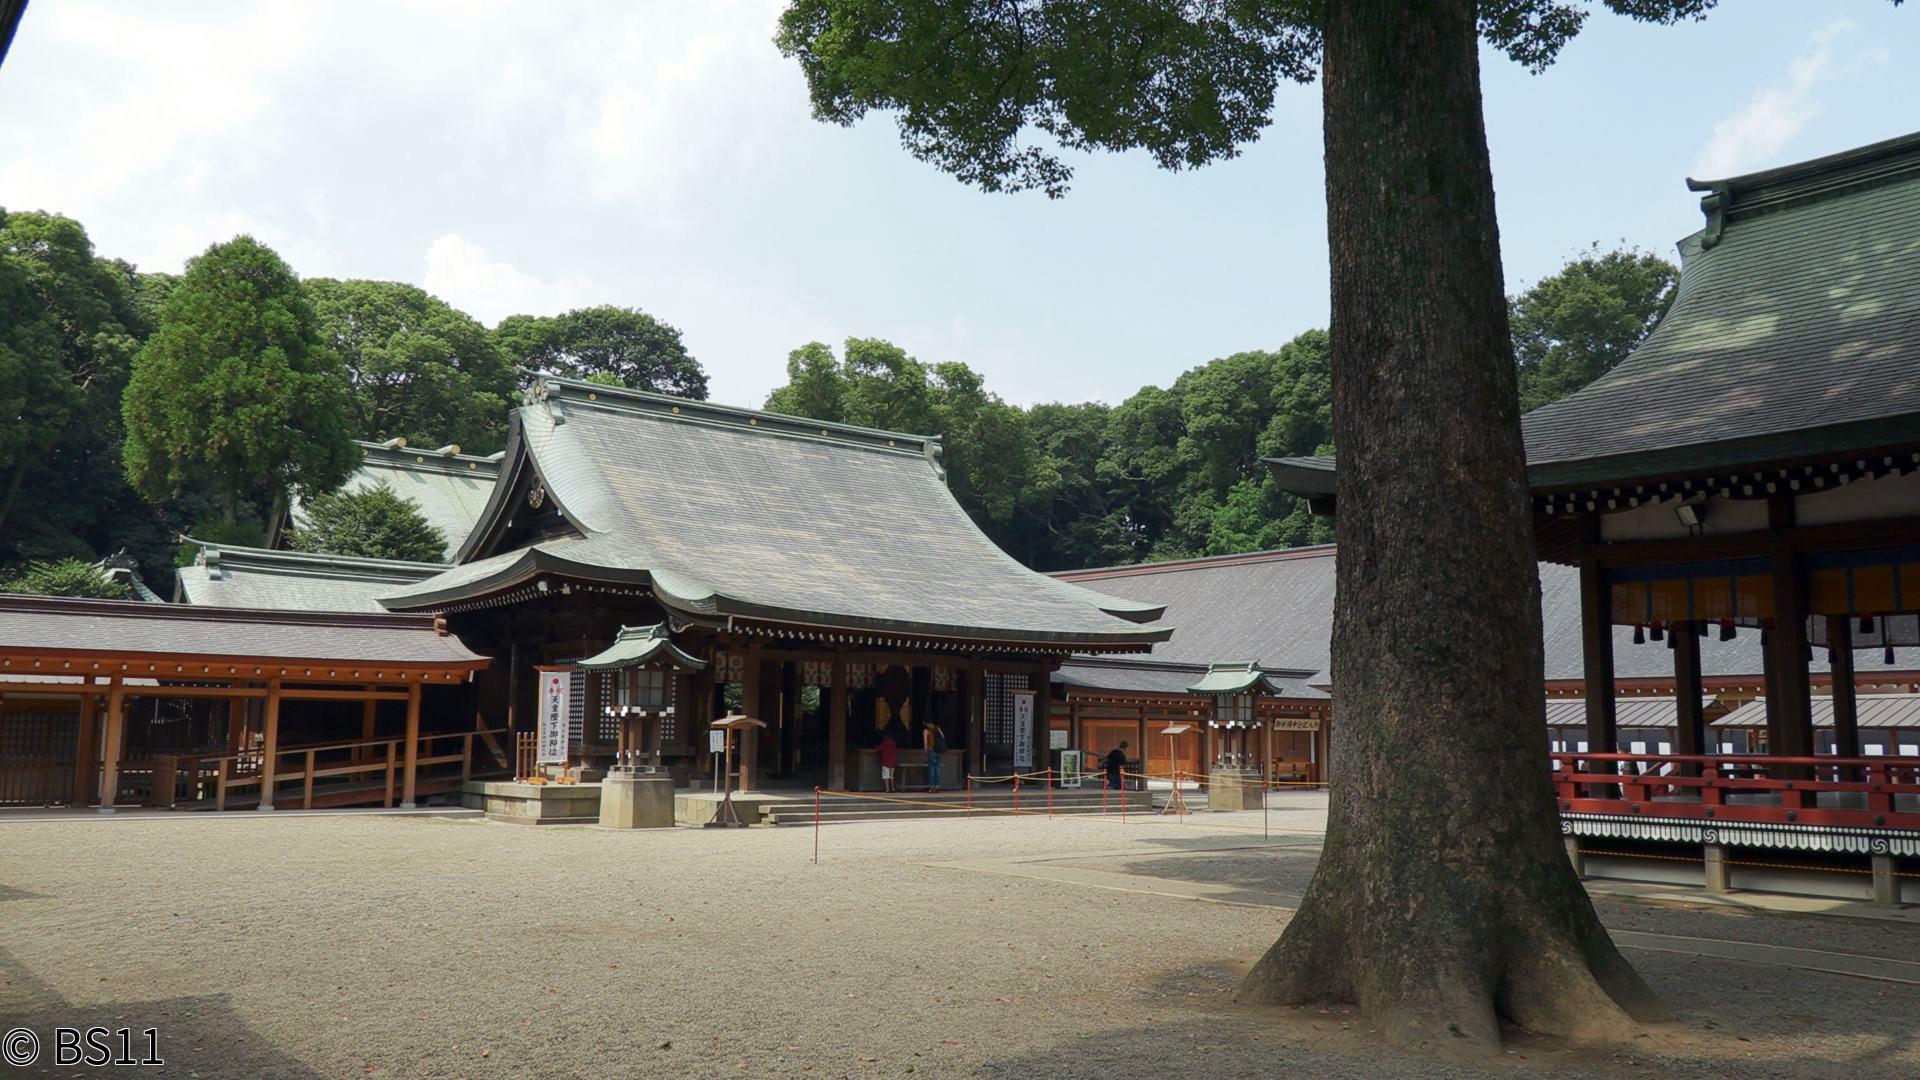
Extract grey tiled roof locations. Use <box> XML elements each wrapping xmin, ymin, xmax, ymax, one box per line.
<box><xmin>1718</xmin><ymin>694</ymin><xmax>1920</xmax><ymax>730</ymax></box>
<box><xmin>292</xmin><ymin>440</ymin><xmax>503</xmax><ymax>558</ymax></box>
<box><xmin>175</xmin><ymin>541</ymin><xmax>446</xmax><ymax>613</ymax></box>
<box><xmin>384</xmin><ymin>377</ymin><xmax>1168</xmax><ymax>648</ymax></box>
<box><xmin>1055</xmin><ymin>658</ymin><xmax>1326</xmax><ymax>700</ymax></box>
<box><xmin>1522</xmin><ymin>132</ymin><xmax>1920</xmax><ymax>488</ymax></box>
<box><xmin>1268</xmin><ymin>132</ymin><xmax>1920</xmax><ymax>499</ymax></box>
<box><xmin>0</xmin><ymin>595</ymin><xmax>487</xmax><ymax>667</ymax></box>
<box><xmin>1058</xmin><ymin>546</ymin><xmax>1920</xmax><ymax>689</ymax></box>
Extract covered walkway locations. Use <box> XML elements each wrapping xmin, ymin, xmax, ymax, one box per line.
<box><xmin>0</xmin><ymin>595</ymin><xmax>492</xmax><ymax>811</ymax></box>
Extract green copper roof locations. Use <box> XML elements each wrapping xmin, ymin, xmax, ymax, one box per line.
<box><xmin>1185</xmin><ymin>660</ymin><xmax>1276</xmax><ymax>695</ymax></box>
<box><xmin>291</xmin><ymin>439</ymin><xmax>504</xmax><ymax>558</ymax></box>
<box><xmin>1269</xmin><ymin>131</ymin><xmax>1920</xmax><ymax>499</ymax></box>
<box><xmin>1525</xmin><ymin>130</ymin><xmax>1920</xmax><ymax>488</ymax></box>
<box><xmin>574</xmin><ymin>624</ymin><xmax>707</xmax><ymax>673</ymax></box>
<box><xmin>382</xmin><ymin>375</ymin><xmax>1169</xmax><ymax>649</ymax></box>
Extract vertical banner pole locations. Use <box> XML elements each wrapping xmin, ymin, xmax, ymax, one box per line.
<box><xmin>813</xmin><ymin>786</ymin><xmax>821</xmax><ymax>865</ymax></box>
<box><xmin>1047</xmin><ymin>767</ymin><xmax>1054</xmax><ymax>818</ymax></box>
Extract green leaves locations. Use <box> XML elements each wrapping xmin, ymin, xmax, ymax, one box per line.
<box><xmin>778</xmin><ymin>2</ymin><xmax>1732</xmax><ymax>195</ymax></box>
<box><xmin>1511</xmin><ymin>245</ymin><xmax>1677</xmax><ymax>411</ymax></box>
<box><xmin>287</xmin><ymin>480</ymin><xmax>449</xmax><ymax>563</ymax></box>
<box><xmin>758</xmin><ymin>330</ymin><xmax>1334</xmax><ymax>569</ymax></box>
<box><xmin>307</xmin><ymin>278</ymin><xmax>515</xmax><ymax>454</ymax></box>
<box><xmin>120</xmin><ymin>236</ymin><xmax>358</xmax><ymax>524</ymax></box>
<box><xmin>0</xmin><ymin>557</ymin><xmax>134</xmax><ymax>600</ymax></box>
<box><xmin>496</xmin><ymin>305</ymin><xmax>708</xmax><ymax>399</ymax></box>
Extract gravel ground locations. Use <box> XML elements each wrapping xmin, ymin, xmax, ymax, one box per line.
<box><xmin>1</xmin><ymin>805</ymin><xmax>1917</xmax><ymax>1079</ymax></box>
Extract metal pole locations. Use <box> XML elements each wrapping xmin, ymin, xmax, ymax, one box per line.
<box><xmin>1047</xmin><ymin>767</ymin><xmax>1053</xmax><ymax>818</ymax></box>
<box><xmin>813</xmin><ymin>786</ymin><xmax>820</xmax><ymax>865</ymax></box>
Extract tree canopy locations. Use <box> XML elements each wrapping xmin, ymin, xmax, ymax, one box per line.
<box><xmin>121</xmin><ymin>236</ymin><xmax>359</xmax><ymax>530</ymax></box>
<box><xmin>287</xmin><ymin>480</ymin><xmax>450</xmax><ymax>563</ymax></box>
<box><xmin>306</xmin><ymin>279</ymin><xmax>517</xmax><ymax>454</ymax></box>
<box><xmin>775</xmin><ymin>1</ymin><xmax>1716</xmax><ymax>197</ymax></box>
<box><xmin>1513</xmin><ymin>245</ymin><xmax>1678</xmax><ymax>411</ymax></box>
<box><xmin>0</xmin><ymin>209</ymin><xmax>177</xmax><ymax>572</ymax></box>
<box><xmin>496</xmin><ymin>305</ymin><xmax>709</xmax><ymax>399</ymax></box>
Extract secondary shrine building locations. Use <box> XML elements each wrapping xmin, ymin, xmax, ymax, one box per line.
<box><xmin>1273</xmin><ymin>130</ymin><xmax>1920</xmax><ymax>903</ymax></box>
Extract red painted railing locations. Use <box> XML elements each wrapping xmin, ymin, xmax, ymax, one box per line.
<box><xmin>1551</xmin><ymin>751</ymin><xmax>1920</xmax><ymax>831</ymax></box>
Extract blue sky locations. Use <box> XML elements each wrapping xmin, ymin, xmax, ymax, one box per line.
<box><xmin>1</xmin><ymin>2</ymin><xmax>1913</xmax><ymax>414</ymax></box>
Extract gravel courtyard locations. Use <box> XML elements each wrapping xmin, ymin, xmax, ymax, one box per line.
<box><xmin>3</xmin><ymin>800</ymin><xmax>1918</xmax><ymax>1079</ymax></box>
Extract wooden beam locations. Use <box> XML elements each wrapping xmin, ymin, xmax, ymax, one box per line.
<box><xmin>402</xmin><ymin>679</ymin><xmax>422</xmax><ymax>807</ymax></box>
<box><xmin>1829</xmin><ymin>615</ymin><xmax>1861</xmax><ymax>765</ymax></box>
<box><xmin>1767</xmin><ymin>495</ymin><xmax>1814</xmax><ymax>770</ymax></box>
<box><xmin>259</xmin><ymin>678</ymin><xmax>282</xmax><ymax>811</ymax></box>
<box><xmin>1589</xmin><ymin>512</ymin><xmax>1920</xmax><ymax>568</ymax></box>
<box><xmin>71</xmin><ymin>682</ymin><xmax>97</xmax><ymax>805</ymax></box>
<box><xmin>98</xmin><ymin>677</ymin><xmax>125</xmax><ymax>812</ymax></box>
<box><xmin>828</xmin><ymin>654</ymin><xmax>848</xmax><ymax>790</ymax></box>
<box><xmin>1672</xmin><ymin>621</ymin><xmax>1705</xmax><ymax>776</ymax></box>
<box><xmin>739</xmin><ymin>654</ymin><xmax>763</xmax><ymax>793</ymax></box>
<box><xmin>1578</xmin><ymin>528</ymin><xmax>1618</xmax><ymax>754</ymax></box>
<box><xmin>964</xmin><ymin>661</ymin><xmax>984</xmax><ymax>780</ymax></box>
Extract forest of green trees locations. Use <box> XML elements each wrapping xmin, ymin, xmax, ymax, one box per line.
<box><xmin>0</xmin><ymin>205</ymin><xmax>1676</xmax><ymax>595</ymax></box>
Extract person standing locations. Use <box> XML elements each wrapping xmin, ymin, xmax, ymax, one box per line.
<box><xmin>877</xmin><ymin>732</ymin><xmax>899</xmax><ymax>793</ymax></box>
<box><xmin>923</xmin><ymin>721</ymin><xmax>947</xmax><ymax>790</ymax></box>
<box><xmin>1104</xmin><ymin>741</ymin><xmax>1129</xmax><ymax>792</ymax></box>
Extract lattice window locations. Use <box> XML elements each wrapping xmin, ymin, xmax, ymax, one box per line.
<box><xmin>984</xmin><ymin>673</ymin><xmax>1020</xmax><ymax>748</ymax></box>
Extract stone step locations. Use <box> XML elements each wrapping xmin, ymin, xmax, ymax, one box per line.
<box><xmin>765</xmin><ymin>804</ymin><xmax>1139</xmax><ymax>825</ymax></box>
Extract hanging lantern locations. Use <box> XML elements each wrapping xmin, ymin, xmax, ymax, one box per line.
<box><xmin>1650</xmin><ymin>621</ymin><xmax>1665</xmax><ymax>641</ymax></box>
<box><xmin>1697</xmin><ymin>621</ymin><xmax>1709</xmax><ymax>638</ymax></box>
<box><xmin>1886</xmin><ymin>645</ymin><xmax>1898</xmax><ymax>666</ymax></box>
<box><xmin>1861</xmin><ymin>613</ymin><xmax>1876</xmax><ymax>634</ymax></box>
<box><xmin>1719</xmin><ymin>618</ymin><xmax>1736</xmax><ymax>642</ymax></box>
<box><xmin>1666</xmin><ymin>632</ymin><xmax>1677</xmax><ymax>651</ymax></box>
<box><xmin>1632</xmin><ymin>625</ymin><xmax>1646</xmax><ymax>645</ymax></box>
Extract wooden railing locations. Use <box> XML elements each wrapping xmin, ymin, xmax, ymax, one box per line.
<box><xmin>1551</xmin><ymin>751</ymin><xmax>1920</xmax><ymax>831</ymax></box>
<box><xmin>201</xmin><ymin>728</ymin><xmax>509</xmax><ymax>811</ymax></box>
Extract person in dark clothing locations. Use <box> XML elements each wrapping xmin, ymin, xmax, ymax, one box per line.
<box><xmin>1104</xmin><ymin>742</ymin><xmax>1129</xmax><ymax>792</ymax></box>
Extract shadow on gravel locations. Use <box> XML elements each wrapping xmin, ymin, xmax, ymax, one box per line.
<box><xmin>0</xmin><ymin>947</ymin><xmax>321</xmax><ymax>1078</ymax></box>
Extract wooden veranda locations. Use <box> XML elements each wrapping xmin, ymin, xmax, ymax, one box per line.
<box><xmin>0</xmin><ymin>596</ymin><xmax>493</xmax><ymax>811</ymax></box>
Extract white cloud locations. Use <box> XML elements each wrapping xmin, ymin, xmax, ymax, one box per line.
<box><xmin>1689</xmin><ymin>20</ymin><xmax>1877</xmax><ymax>179</ymax></box>
<box><xmin>420</xmin><ymin>234</ymin><xmax>593</xmax><ymax>327</ymax></box>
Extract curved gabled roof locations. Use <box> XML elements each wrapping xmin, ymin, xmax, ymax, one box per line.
<box><xmin>1521</xmin><ymin>130</ymin><xmax>1920</xmax><ymax>489</ymax></box>
<box><xmin>1268</xmin><ymin>131</ymin><xmax>1920</xmax><ymax>504</ymax></box>
<box><xmin>382</xmin><ymin>375</ymin><xmax>1168</xmax><ymax>650</ymax></box>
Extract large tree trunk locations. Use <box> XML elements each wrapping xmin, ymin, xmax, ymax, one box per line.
<box><xmin>1233</xmin><ymin>0</ymin><xmax>1665</xmax><ymax>1053</ymax></box>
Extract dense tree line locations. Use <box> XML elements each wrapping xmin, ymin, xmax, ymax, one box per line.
<box><xmin>0</xmin><ymin>205</ymin><xmax>1673</xmax><ymax>591</ymax></box>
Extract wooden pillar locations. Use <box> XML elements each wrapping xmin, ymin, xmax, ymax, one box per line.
<box><xmin>401</xmin><ymin>678</ymin><xmax>421</xmax><ymax>807</ymax></box>
<box><xmin>1767</xmin><ymin>494</ymin><xmax>1814</xmax><ymax>772</ymax></box>
<box><xmin>740</xmin><ymin>655</ymin><xmax>762</xmax><ymax>793</ymax></box>
<box><xmin>1135</xmin><ymin>705</ymin><xmax>1148</xmax><ymax>776</ymax></box>
<box><xmin>1829</xmin><ymin>615</ymin><xmax>1861</xmax><ymax>764</ymax></box>
<box><xmin>1068</xmin><ymin>700</ymin><xmax>1082</xmax><ymax>749</ymax></box>
<box><xmin>258</xmin><ymin>678</ymin><xmax>282</xmax><ymax>811</ymax></box>
<box><xmin>780</xmin><ymin>662</ymin><xmax>801</xmax><ymax>775</ymax></box>
<box><xmin>1672</xmin><ymin>621</ymin><xmax>1705</xmax><ymax>776</ymax></box>
<box><xmin>73</xmin><ymin>681</ymin><xmax>98</xmax><ymax>805</ymax></box>
<box><xmin>828</xmin><ymin>654</ymin><xmax>848</xmax><ymax>790</ymax></box>
<box><xmin>964</xmin><ymin>661</ymin><xmax>985</xmax><ymax>776</ymax></box>
<box><xmin>97</xmin><ymin>677</ymin><xmax>125</xmax><ymax>812</ymax></box>
<box><xmin>1028</xmin><ymin>671</ymin><xmax>1049</xmax><ymax>775</ymax></box>
<box><xmin>1578</xmin><ymin>544</ymin><xmax>1618</xmax><ymax>755</ymax></box>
